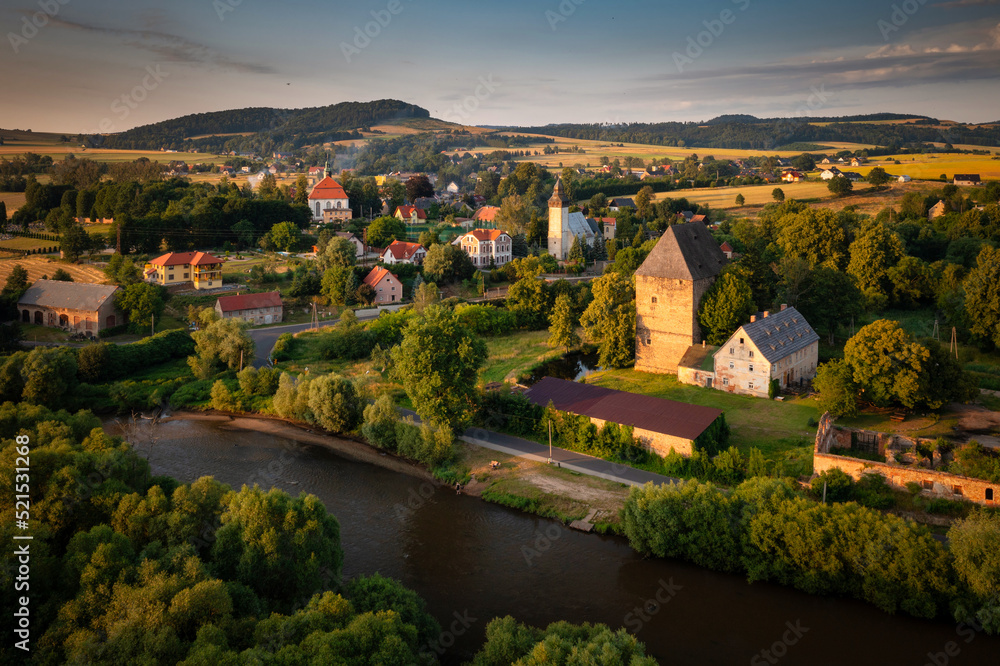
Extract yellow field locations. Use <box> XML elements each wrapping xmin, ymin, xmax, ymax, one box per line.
<box><xmin>0</xmin><ymin>192</ymin><xmax>26</xmax><ymax>214</ymax></box>
<box><xmin>0</xmin><ymin>139</ymin><xmax>224</xmax><ymax>165</ymax></box>
<box><xmin>0</xmin><ymin>237</ymin><xmax>59</xmax><ymax>252</ymax></box>
<box><xmin>650</xmin><ymin>180</ymin><xmax>850</xmax><ymax>209</ymax></box>
<box><xmin>848</xmin><ymin>154</ymin><xmax>1000</xmax><ymax>181</ymax></box>
<box><xmin>0</xmin><ymin>256</ymin><xmax>106</xmax><ymax>284</ymax></box>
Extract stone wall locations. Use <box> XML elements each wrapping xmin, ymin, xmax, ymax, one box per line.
<box><xmin>635</xmin><ymin>275</ymin><xmax>714</xmax><ymax>374</ymax></box>
<box><xmin>590</xmin><ymin>416</ymin><xmax>694</xmax><ymax>457</ymax></box>
<box><xmin>677</xmin><ymin>365</ymin><xmax>714</xmax><ymax>389</ymax></box>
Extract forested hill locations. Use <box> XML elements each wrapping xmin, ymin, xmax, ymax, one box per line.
<box><xmin>93</xmin><ymin>99</ymin><xmax>430</xmax><ymax>152</ymax></box>
<box><xmin>506</xmin><ymin>114</ymin><xmax>1000</xmax><ymax>150</ymax></box>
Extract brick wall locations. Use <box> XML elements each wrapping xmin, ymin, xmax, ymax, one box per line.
<box><xmin>635</xmin><ymin>275</ymin><xmax>714</xmax><ymax>374</ymax></box>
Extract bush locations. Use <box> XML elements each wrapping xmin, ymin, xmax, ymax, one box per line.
<box><xmin>307</xmin><ymin>374</ymin><xmax>363</xmax><ymax>434</ymax></box>
<box><xmin>853</xmin><ymin>473</ymin><xmax>895</xmax><ymax>510</ymax></box>
<box><xmin>362</xmin><ymin>395</ymin><xmax>399</xmax><ymax>450</ymax></box>
<box><xmin>271</xmin><ymin>333</ymin><xmax>295</xmax><ymax>362</ymax></box>
<box><xmin>477</xmin><ymin>387</ymin><xmax>543</xmax><ymax>437</ymax></box>
<box><xmin>810</xmin><ymin>468</ymin><xmax>854</xmax><ymax>502</ymax></box>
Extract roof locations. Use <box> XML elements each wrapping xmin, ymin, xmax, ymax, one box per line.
<box><xmin>549</xmin><ymin>178</ymin><xmax>570</xmax><ymax>207</ymax></box>
<box><xmin>149</xmin><ymin>251</ymin><xmax>223</xmax><ymax>267</ymax></box>
<box><xmin>363</xmin><ymin>266</ymin><xmax>399</xmax><ymax>288</ymax></box>
<box><xmin>722</xmin><ymin>306</ymin><xmax>819</xmax><ymax>364</ymax></box>
<box><xmin>609</xmin><ymin>198</ymin><xmax>636</xmax><ymax>208</ymax></box>
<box><xmin>17</xmin><ymin>279</ymin><xmax>119</xmax><ymax>312</ymax></box>
<box><xmin>719</xmin><ymin>241</ymin><xmax>733</xmax><ymax>252</ymax></box>
<box><xmin>395</xmin><ymin>205</ymin><xmax>427</xmax><ymax>220</ymax></box>
<box><xmin>678</xmin><ymin>344</ymin><xmax>719</xmax><ymax>372</ymax></box>
<box><xmin>383</xmin><ymin>240</ymin><xmax>426</xmax><ymax>261</ymax></box>
<box><xmin>474</xmin><ymin>206</ymin><xmax>500</xmax><ymax>222</ymax></box>
<box><xmin>463</xmin><ymin>229</ymin><xmax>510</xmax><ymax>242</ymax></box>
<box><xmin>954</xmin><ymin>174</ymin><xmax>981</xmax><ymax>180</ymax></box>
<box><xmin>335</xmin><ymin>231</ymin><xmax>360</xmax><ymax>242</ymax></box>
<box><xmin>524</xmin><ymin>377</ymin><xmax>723</xmax><ymax>441</ymax></box>
<box><xmin>216</xmin><ymin>291</ymin><xmax>283</xmax><ymax>313</ymax></box>
<box><xmin>634</xmin><ymin>223</ymin><xmax>727</xmax><ymax>281</ymax></box>
<box><xmin>309</xmin><ymin>176</ymin><xmax>348</xmax><ymax>200</ymax></box>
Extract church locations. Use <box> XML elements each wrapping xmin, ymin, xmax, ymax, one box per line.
<box><xmin>547</xmin><ymin>178</ymin><xmax>599</xmax><ymax>260</ymax></box>
<box><xmin>308</xmin><ymin>164</ymin><xmax>352</xmax><ymax>224</ymax></box>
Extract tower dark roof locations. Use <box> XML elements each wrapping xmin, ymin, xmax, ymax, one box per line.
<box><xmin>634</xmin><ymin>223</ymin><xmax>727</xmax><ymax>281</ymax></box>
<box><xmin>548</xmin><ymin>177</ymin><xmax>569</xmax><ymax>207</ymax></box>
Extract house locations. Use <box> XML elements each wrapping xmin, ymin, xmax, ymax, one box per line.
<box><xmin>821</xmin><ymin>157</ymin><xmax>831</xmax><ymax>164</ymax></box>
<box><xmin>524</xmin><ymin>377</ymin><xmax>724</xmax><ymax>458</ymax></box>
<box><xmin>954</xmin><ymin>174</ymin><xmax>982</xmax><ymax>186</ymax></box>
<box><xmin>308</xmin><ymin>166</ymin><xmax>352</xmax><ymax>223</ymax></box>
<box><xmin>898</xmin><ymin>175</ymin><xmax>912</xmax><ymax>183</ymax></box>
<box><xmin>712</xmin><ymin>305</ymin><xmax>819</xmax><ymax>399</ymax></box>
<box><xmin>144</xmin><ymin>251</ymin><xmax>224</xmax><ymax>290</ymax></box>
<box><xmin>413</xmin><ymin>196</ymin><xmax>438</xmax><ymax>210</ymax></box>
<box><xmin>308</xmin><ymin>166</ymin><xmax>325</xmax><ymax>179</ymax></box>
<box><xmin>851</xmin><ymin>157</ymin><xmax>866</xmax><ymax>167</ymax></box>
<box><xmin>719</xmin><ymin>241</ymin><xmax>734</xmax><ymax>259</ymax></box>
<box><xmin>215</xmin><ymin>291</ymin><xmax>283</xmax><ymax>326</ymax></box>
<box><xmin>820</xmin><ymin>167</ymin><xmax>843</xmax><ymax>180</ymax></box>
<box><xmin>547</xmin><ymin>178</ymin><xmax>600</xmax><ymax>260</ymax></box>
<box><xmin>842</xmin><ymin>171</ymin><xmax>863</xmax><ymax>182</ymax></box>
<box><xmin>782</xmin><ymin>170</ymin><xmax>805</xmax><ymax>183</ymax></box>
<box><xmin>634</xmin><ymin>223</ymin><xmax>728</xmax><ymax>374</ymax></box>
<box><xmin>608</xmin><ymin>197</ymin><xmax>636</xmax><ymax>212</ymax></box>
<box><xmin>381</xmin><ymin>240</ymin><xmax>427</xmax><ymax>265</ymax></box>
<box><xmin>594</xmin><ymin>217</ymin><xmax>617</xmax><ymax>239</ymax></box>
<box><xmin>363</xmin><ymin>266</ymin><xmax>403</xmax><ymax>304</ymax></box>
<box><xmin>473</xmin><ymin>206</ymin><xmax>500</xmax><ymax>223</ymax></box>
<box><xmin>457</xmin><ymin>228</ymin><xmax>513</xmax><ymax>268</ymax></box>
<box><xmin>394</xmin><ymin>205</ymin><xmax>428</xmax><ymax>224</ymax></box>
<box><xmin>929</xmin><ymin>200</ymin><xmax>948</xmax><ymax>220</ymax></box>
<box><xmin>446</xmin><ymin>181</ymin><xmax>460</xmax><ymax>194</ymax></box>
<box><xmin>17</xmin><ymin>280</ymin><xmax>122</xmax><ymax>334</ymax></box>
<box><xmin>334</xmin><ymin>232</ymin><xmax>365</xmax><ymax>258</ymax></box>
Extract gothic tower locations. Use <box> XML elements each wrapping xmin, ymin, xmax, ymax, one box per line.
<box><xmin>547</xmin><ymin>177</ymin><xmax>570</xmax><ymax>260</ymax></box>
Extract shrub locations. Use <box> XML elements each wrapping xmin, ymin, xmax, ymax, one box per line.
<box><xmin>270</xmin><ymin>333</ymin><xmax>295</xmax><ymax>362</ymax></box>
<box><xmin>307</xmin><ymin>374</ymin><xmax>363</xmax><ymax>434</ymax></box>
<box><xmin>362</xmin><ymin>395</ymin><xmax>399</xmax><ymax>451</ymax></box>
<box><xmin>853</xmin><ymin>473</ymin><xmax>895</xmax><ymax>510</ymax></box>
<box><xmin>810</xmin><ymin>468</ymin><xmax>855</xmax><ymax>502</ymax></box>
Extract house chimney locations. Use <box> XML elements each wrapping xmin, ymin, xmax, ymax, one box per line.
<box><xmin>750</xmin><ymin>315</ymin><xmax>757</xmax><ymax>323</ymax></box>
<box><xmin>780</xmin><ymin>303</ymin><xmax>787</xmax><ymax>311</ymax></box>
<box><xmin>763</xmin><ymin>311</ymin><xmax>770</xmax><ymax>318</ymax></box>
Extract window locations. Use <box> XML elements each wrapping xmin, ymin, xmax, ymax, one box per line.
<box><xmin>184</xmin><ymin>273</ymin><xmax>189</xmax><ymax>279</ymax></box>
<box><xmin>987</xmin><ymin>488</ymin><xmax>994</xmax><ymax>501</ymax></box>
<box><xmin>952</xmin><ymin>486</ymin><xmax>963</xmax><ymax>497</ymax></box>
<box><xmin>651</xmin><ymin>296</ymin><xmax>657</xmax><ymax>304</ymax></box>
<box><xmin>922</xmin><ymin>480</ymin><xmax>933</xmax><ymax>490</ymax></box>
<box><xmin>748</xmin><ymin>382</ymin><xmax>754</xmax><ymax>389</ymax></box>
<box><xmin>749</xmin><ymin>351</ymin><xmax>754</xmax><ymax>358</ymax></box>
<box><xmin>722</xmin><ymin>378</ymin><xmax>729</xmax><ymax>386</ymax></box>
<box><xmin>729</xmin><ymin>362</ymin><xmax>734</xmax><ymax>369</ymax></box>
<box><xmin>739</xmin><ymin>337</ymin><xmax>744</xmax><ymax>345</ymax></box>
<box><xmin>168</xmin><ymin>274</ymin><xmax>174</xmax><ymax>280</ymax></box>
<box><xmin>749</xmin><ymin>364</ymin><xmax>754</xmax><ymax>372</ymax></box>
<box><xmin>730</xmin><ymin>347</ymin><xmax>734</xmax><ymax>354</ymax></box>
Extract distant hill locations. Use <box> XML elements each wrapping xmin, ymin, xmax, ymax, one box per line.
<box><xmin>92</xmin><ymin>99</ymin><xmax>432</xmax><ymax>153</ymax></box>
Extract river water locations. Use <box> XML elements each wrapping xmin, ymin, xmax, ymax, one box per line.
<box><xmin>135</xmin><ymin>418</ymin><xmax>999</xmax><ymax>665</ymax></box>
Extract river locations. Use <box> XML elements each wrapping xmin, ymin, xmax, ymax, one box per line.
<box><xmin>128</xmin><ymin>417</ymin><xmax>1000</xmax><ymax>665</ymax></box>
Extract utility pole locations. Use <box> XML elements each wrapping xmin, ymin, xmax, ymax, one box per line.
<box><xmin>116</xmin><ymin>225</ymin><xmax>122</xmax><ymax>254</ymax></box>
<box><xmin>548</xmin><ymin>420</ymin><xmax>553</xmax><ymax>464</ymax></box>
<box><xmin>951</xmin><ymin>327</ymin><xmax>958</xmax><ymax>360</ymax></box>
<box><xmin>311</xmin><ymin>302</ymin><xmax>319</xmax><ymax>330</ymax></box>
<box><xmin>151</xmin><ymin>313</ymin><xmax>154</xmax><ymax>337</ymax></box>
<box><xmin>933</xmin><ymin>319</ymin><xmax>940</xmax><ymax>343</ymax></box>
<box><xmin>239</xmin><ymin>349</ymin><xmax>244</xmax><ymax>372</ymax></box>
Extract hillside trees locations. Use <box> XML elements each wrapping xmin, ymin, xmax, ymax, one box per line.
<box><xmin>964</xmin><ymin>245</ymin><xmax>1000</xmax><ymax>348</ymax></box>
<box><xmin>366</xmin><ymin>215</ymin><xmax>406</xmax><ymax>248</ymax></box>
<box><xmin>188</xmin><ymin>318</ymin><xmax>255</xmax><ymax>378</ymax></box>
<box><xmin>847</xmin><ymin>222</ymin><xmax>905</xmax><ymax>310</ymax></box>
<box><xmin>115</xmin><ymin>282</ymin><xmax>166</xmax><ymax>333</ymax></box>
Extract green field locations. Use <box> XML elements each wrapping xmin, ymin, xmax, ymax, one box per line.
<box><xmin>0</xmin><ymin>236</ymin><xmax>59</xmax><ymax>252</ymax></box>
<box><xmin>481</xmin><ymin>330</ymin><xmax>563</xmax><ymax>385</ymax></box>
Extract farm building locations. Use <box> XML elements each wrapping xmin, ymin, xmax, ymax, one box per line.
<box><xmin>17</xmin><ymin>280</ymin><xmax>122</xmax><ymax>334</ymax></box>
<box><xmin>215</xmin><ymin>291</ymin><xmax>283</xmax><ymax>325</ymax></box>
<box><xmin>953</xmin><ymin>174</ymin><xmax>982</xmax><ymax>186</ymax></box>
<box><xmin>523</xmin><ymin>377</ymin><xmax>725</xmax><ymax>457</ymax></box>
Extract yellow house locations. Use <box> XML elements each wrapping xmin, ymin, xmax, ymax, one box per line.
<box><xmin>144</xmin><ymin>251</ymin><xmax>224</xmax><ymax>290</ymax></box>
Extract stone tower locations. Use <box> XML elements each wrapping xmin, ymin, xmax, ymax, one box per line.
<box><xmin>634</xmin><ymin>223</ymin><xmax>727</xmax><ymax>374</ymax></box>
<box><xmin>547</xmin><ymin>177</ymin><xmax>571</xmax><ymax>260</ymax></box>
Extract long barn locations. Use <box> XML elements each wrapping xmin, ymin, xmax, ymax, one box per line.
<box><xmin>524</xmin><ymin>377</ymin><xmax>724</xmax><ymax>457</ymax></box>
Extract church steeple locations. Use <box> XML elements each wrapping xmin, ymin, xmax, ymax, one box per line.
<box><xmin>324</xmin><ymin>160</ymin><xmax>332</xmax><ymax>179</ymax></box>
<box><xmin>549</xmin><ymin>177</ymin><xmax>569</xmax><ymax>208</ymax></box>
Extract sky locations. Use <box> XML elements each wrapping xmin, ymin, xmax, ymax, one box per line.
<box><xmin>1</xmin><ymin>0</ymin><xmax>999</xmax><ymax>133</ymax></box>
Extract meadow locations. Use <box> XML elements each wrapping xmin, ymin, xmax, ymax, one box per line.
<box><xmin>649</xmin><ymin>179</ymin><xmax>844</xmax><ymax>209</ymax></box>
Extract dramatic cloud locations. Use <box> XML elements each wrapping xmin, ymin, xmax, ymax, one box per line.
<box><xmin>45</xmin><ymin>16</ymin><xmax>275</xmax><ymax>74</ymax></box>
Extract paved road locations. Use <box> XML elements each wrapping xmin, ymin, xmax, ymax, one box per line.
<box><xmin>400</xmin><ymin>409</ymin><xmax>678</xmax><ymax>487</ymax></box>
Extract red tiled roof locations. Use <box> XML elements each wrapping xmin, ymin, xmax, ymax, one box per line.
<box><xmin>148</xmin><ymin>251</ymin><xmax>223</xmax><ymax>267</ymax></box>
<box><xmin>309</xmin><ymin>176</ymin><xmax>348</xmax><ymax>200</ymax></box>
<box><xmin>525</xmin><ymin>377</ymin><xmax>723</xmax><ymax>441</ymax></box>
<box><xmin>720</xmin><ymin>241</ymin><xmax>733</xmax><ymax>252</ymax></box>
<box><xmin>363</xmin><ymin>266</ymin><xmax>399</xmax><ymax>288</ymax></box>
<box><xmin>473</xmin><ymin>206</ymin><xmax>500</xmax><ymax>222</ymax></box>
<box><xmin>383</xmin><ymin>240</ymin><xmax>426</xmax><ymax>261</ymax></box>
<box><xmin>216</xmin><ymin>291</ymin><xmax>283</xmax><ymax>313</ymax></box>
<box><xmin>464</xmin><ymin>228</ymin><xmax>509</xmax><ymax>242</ymax></box>
<box><xmin>395</xmin><ymin>205</ymin><xmax>427</xmax><ymax>220</ymax></box>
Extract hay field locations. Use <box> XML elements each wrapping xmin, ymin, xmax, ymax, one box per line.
<box><xmin>650</xmin><ymin>180</ymin><xmax>847</xmax><ymax>209</ymax></box>
<box><xmin>850</xmin><ymin>154</ymin><xmax>1000</xmax><ymax>181</ymax></box>
<box><xmin>0</xmin><ymin>192</ymin><xmax>26</xmax><ymax>214</ymax></box>
<box><xmin>0</xmin><ymin>256</ymin><xmax>106</xmax><ymax>284</ymax></box>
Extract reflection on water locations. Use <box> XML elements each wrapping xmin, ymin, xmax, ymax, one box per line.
<box><xmin>136</xmin><ymin>418</ymin><xmax>1000</xmax><ymax>666</ymax></box>
<box><xmin>525</xmin><ymin>350</ymin><xmax>600</xmax><ymax>384</ymax></box>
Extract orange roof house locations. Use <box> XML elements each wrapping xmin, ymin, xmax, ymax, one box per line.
<box><xmin>363</xmin><ymin>266</ymin><xmax>403</xmax><ymax>304</ymax></box>
<box><xmin>144</xmin><ymin>251</ymin><xmax>224</xmax><ymax>291</ymax></box>
<box><xmin>381</xmin><ymin>240</ymin><xmax>427</xmax><ymax>265</ymax></box>
<box><xmin>395</xmin><ymin>205</ymin><xmax>428</xmax><ymax>223</ymax></box>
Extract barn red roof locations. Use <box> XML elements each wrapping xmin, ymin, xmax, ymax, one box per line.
<box><xmin>383</xmin><ymin>240</ymin><xmax>426</xmax><ymax>261</ymax></box>
<box><xmin>216</xmin><ymin>291</ymin><xmax>283</xmax><ymax>313</ymax></box>
<box><xmin>524</xmin><ymin>377</ymin><xmax>723</xmax><ymax>441</ymax></box>
<box><xmin>395</xmin><ymin>205</ymin><xmax>427</xmax><ymax>220</ymax></box>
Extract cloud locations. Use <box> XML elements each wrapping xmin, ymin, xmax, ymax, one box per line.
<box><xmin>45</xmin><ymin>16</ymin><xmax>275</xmax><ymax>74</ymax></box>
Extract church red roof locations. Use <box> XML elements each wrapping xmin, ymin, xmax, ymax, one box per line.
<box><xmin>309</xmin><ymin>176</ymin><xmax>348</xmax><ymax>200</ymax></box>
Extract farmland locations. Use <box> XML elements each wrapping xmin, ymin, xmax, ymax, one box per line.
<box><xmin>649</xmin><ymin>180</ymin><xmax>846</xmax><ymax>209</ymax></box>
<box><xmin>0</xmin><ymin>256</ymin><xmax>105</xmax><ymax>284</ymax></box>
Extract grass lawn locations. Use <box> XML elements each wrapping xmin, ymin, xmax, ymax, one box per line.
<box><xmin>481</xmin><ymin>330</ymin><xmax>563</xmax><ymax>385</ymax></box>
<box><xmin>20</xmin><ymin>324</ymin><xmax>71</xmax><ymax>343</ymax></box>
<box><xmin>0</xmin><ymin>237</ymin><xmax>59</xmax><ymax>252</ymax></box>
<box><xmin>0</xmin><ymin>191</ymin><xmax>27</xmax><ymax>213</ymax></box>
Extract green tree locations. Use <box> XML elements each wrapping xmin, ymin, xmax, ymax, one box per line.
<box><xmin>843</xmin><ymin>319</ymin><xmax>929</xmax><ymax>408</ymax></box>
<box><xmin>293</xmin><ymin>174</ymin><xmax>309</xmax><ymax>205</ymax></box>
<box><xmin>828</xmin><ymin>175</ymin><xmax>853</xmax><ymax>196</ymax></box>
<box><xmin>308</xmin><ymin>374</ymin><xmax>363</xmax><ymax>434</ymax></box>
<box><xmin>495</xmin><ymin>193</ymin><xmax>531</xmax><ymax>235</ymax></box>
<box><xmin>59</xmin><ymin>222</ymin><xmax>91</xmax><ymax>261</ymax></box>
<box><xmin>813</xmin><ymin>359</ymin><xmax>859</xmax><ymax>417</ymax></box>
<box><xmin>231</xmin><ymin>219</ymin><xmax>256</xmax><ymax>248</ymax></box>
<box><xmin>867</xmin><ymin>166</ymin><xmax>891</xmax><ymax>189</ymax></box>
<box><xmin>949</xmin><ymin>511</ymin><xmax>1000</xmax><ymax>606</ymax></box>
<box><xmin>422</xmin><ymin>243</ymin><xmax>474</xmax><ymax>284</ymax></box>
<box><xmin>391</xmin><ymin>305</ymin><xmax>487</xmax><ymax>430</ymax></box>
<box><xmin>319</xmin><ymin>237</ymin><xmax>357</xmax><ymax>270</ymax></box>
<box><xmin>51</xmin><ymin>268</ymin><xmax>73</xmax><ymax>282</ymax></box>
<box><xmin>103</xmin><ymin>253</ymin><xmax>142</xmax><ymax>286</ymax></box>
<box><xmin>114</xmin><ymin>282</ymin><xmax>165</xmax><ymax>334</ymax></box>
<box><xmin>567</xmin><ymin>235</ymin><xmax>585</xmax><ymax>264</ymax></box>
<box><xmin>772</xmin><ymin>187</ymin><xmax>785</xmax><ymax>203</ymax></box>
<box><xmin>321</xmin><ymin>265</ymin><xmax>357</xmax><ymax>306</ymax></box>
<box><xmin>2</xmin><ymin>264</ymin><xmax>29</xmax><ymax>297</ymax></box>
<box><xmin>793</xmin><ymin>266</ymin><xmax>864</xmax><ymax>344</ymax></box>
<box><xmin>548</xmin><ymin>293</ymin><xmax>580</xmax><ymax>351</ymax></box>
<box><xmin>697</xmin><ymin>270</ymin><xmax>756</xmax><ymax>345</ymax></box>
<box><xmin>366</xmin><ymin>215</ymin><xmax>406</xmax><ymax>248</ymax></box>
<box><xmin>268</xmin><ymin>221</ymin><xmax>302</xmax><ymax>252</ymax></box>
<box><xmin>775</xmin><ymin>208</ymin><xmax>848</xmax><ymax>268</ymax></box>
<box><xmin>635</xmin><ymin>186</ymin><xmax>654</xmax><ymax>219</ymax></box>
<box><xmin>847</xmin><ymin>222</ymin><xmax>905</xmax><ymax>309</ymax></box>
<box><xmin>964</xmin><ymin>245</ymin><xmax>1000</xmax><ymax>348</ymax></box>
<box><xmin>580</xmin><ymin>272</ymin><xmax>635</xmax><ymax>368</ymax></box>
<box><xmin>20</xmin><ymin>347</ymin><xmax>77</xmax><ymax>405</ymax></box>
<box><xmin>507</xmin><ymin>275</ymin><xmax>552</xmax><ymax>328</ymax></box>
<box><xmin>188</xmin><ymin>318</ymin><xmax>255</xmax><ymax>378</ymax></box>
<box><xmin>588</xmin><ymin>192</ymin><xmax>608</xmax><ymax>216</ymax></box>
<box><xmin>735</xmin><ymin>193</ymin><xmax>745</xmax><ymax>207</ymax></box>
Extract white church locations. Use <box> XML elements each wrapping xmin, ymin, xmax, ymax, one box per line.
<box><xmin>308</xmin><ymin>163</ymin><xmax>352</xmax><ymax>224</ymax></box>
<box><xmin>547</xmin><ymin>177</ymin><xmax>599</xmax><ymax>260</ymax></box>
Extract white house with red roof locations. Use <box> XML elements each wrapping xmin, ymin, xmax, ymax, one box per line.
<box><xmin>363</xmin><ymin>266</ymin><xmax>403</xmax><ymax>304</ymax></box>
<box><xmin>381</xmin><ymin>240</ymin><xmax>427</xmax><ymax>265</ymax></box>
<box><xmin>215</xmin><ymin>291</ymin><xmax>283</xmax><ymax>325</ymax></box>
<box><xmin>394</xmin><ymin>205</ymin><xmax>427</xmax><ymax>224</ymax></box>
<box><xmin>308</xmin><ymin>164</ymin><xmax>352</xmax><ymax>223</ymax></box>
<box><xmin>144</xmin><ymin>251</ymin><xmax>224</xmax><ymax>290</ymax></box>
<box><xmin>457</xmin><ymin>228</ymin><xmax>513</xmax><ymax>268</ymax></box>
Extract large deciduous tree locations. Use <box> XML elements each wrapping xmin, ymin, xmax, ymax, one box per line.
<box><xmin>188</xmin><ymin>317</ymin><xmax>255</xmax><ymax>378</ymax></box>
<box><xmin>548</xmin><ymin>293</ymin><xmax>580</xmax><ymax>351</ymax></box>
<box><xmin>366</xmin><ymin>215</ymin><xmax>406</xmax><ymax>249</ymax></box>
<box><xmin>697</xmin><ymin>270</ymin><xmax>756</xmax><ymax>346</ymax></box>
<box><xmin>580</xmin><ymin>272</ymin><xmax>635</xmax><ymax>368</ymax></box>
<box><xmin>775</xmin><ymin>208</ymin><xmax>848</xmax><ymax>269</ymax></box>
<box><xmin>847</xmin><ymin>222</ymin><xmax>905</xmax><ymax>310</ymax></box>
<box><xmin>964</xmin><ymin>245</ymin><xmax>1000</xmax><ymax>349</ymax></box>
<box><xmin>115</xmin><ymin>282</ymin><xmax>165</xmax><ymax>334</ymax></box>
<box><xmin>404</xmin><ymin>175</ymin><xmax>434</xmax><ymax>202</ymax></box>
<box><xmin>391</xmin><ymin>305</ymin><xmax>487</xmax><ymax>430</ymax></box>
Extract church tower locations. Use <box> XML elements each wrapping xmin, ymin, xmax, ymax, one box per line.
<box><xmin>547</xmin><ymin>177</ymin><xmax>570</xmax><ymax>260</ymax></box>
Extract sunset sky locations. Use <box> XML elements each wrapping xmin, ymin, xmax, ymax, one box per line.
<box><xmin>2</xmin><ymin>0</ymin><xmax>999</xmax><ymax>132</ymax></box>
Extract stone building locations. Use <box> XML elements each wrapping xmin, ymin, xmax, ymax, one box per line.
<box><xmin>214</xmin><ymin>291</ymin><xmax>283</xmax><ymax>325</ymax></box>
<box><xmin>17</xmin><ymin>280</ymin><xmax>122</xmax><ymax>334</ymax></box>
<box><xmin>635</xmin><ymin>223</ymin><xmax>727</xmax><ymax>374</ymax></box>
<box><xmin>712</xmin><ymin>306</ymin><xmax>819</xmax><ymax>398</ymax></box>
<box><xmin>546</xmin><ymin>178</ymin><xmax>599</xmax><ymax>261</ymax></box>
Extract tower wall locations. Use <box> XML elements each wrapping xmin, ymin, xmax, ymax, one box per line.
<box><xmin>635</xmin><ymin>275</ymin><xmax>716</xmax><ymax>374</ymax></box>
<box><xmin>547</xmin><ymin>205</ymin><xmax>568</xmax><ymax>260</ymax></box>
